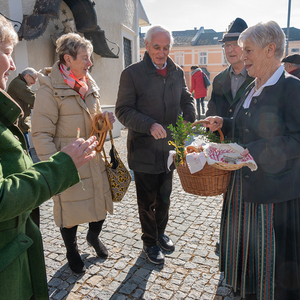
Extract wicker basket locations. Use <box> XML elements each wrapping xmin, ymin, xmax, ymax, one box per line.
<box><xmin>173</xmin><ymin>120</ymin><xmax>232</xmax><ymax>196</ymax></box>
<box><xmin>212</xmin><ymin>161</ymin><xmax>247</xmax><ymax>171</ymax></box>
<box><xmin>176</xmin><ymin>160</ymin><xmax>231</xmax><ymax>196</ymax></box>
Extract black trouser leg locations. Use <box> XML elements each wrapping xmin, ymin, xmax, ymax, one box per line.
<box><xmin>87</xmin><ymin>220</ymin><xmax>108</xmax><ymax>258</ymax></box>
<box><xmin>30</xmin><ymin>207</ymin><xmax>40</xmax><ymax>228</ymax></box>
<box><xmin>134</xmin><ymin>171</ymin><xmax>173</xmax><ymax>247</ymax></box>
<box><xmin>200</xmin><ymin>97</ymin><xmax>205</xmax><ymax>113</ymax></box>
<box><xmin>60</xmin><ymin>226</ymin><xmax>86</xmax><ymax>273</ymax></box>
<box><xmin>88</xmin><ymin>219</ymin><xmax>105</xmax><ymax>235</ymax></box>
<box><xmin>196</xmin><ymin>98</ymin><xmax>201</xmax><ymax>119</ymax></box>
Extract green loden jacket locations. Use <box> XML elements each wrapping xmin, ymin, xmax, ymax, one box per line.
<box><xmin>0</xmin><ymin>89</ymin><xmax>80</xmax><ymax>300</ymax></box>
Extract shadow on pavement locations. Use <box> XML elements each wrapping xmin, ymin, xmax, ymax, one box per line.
<box><xmin>109</xmin><ymin>254</ymin><xmax>163</xmax><ymax>300</ymax></box>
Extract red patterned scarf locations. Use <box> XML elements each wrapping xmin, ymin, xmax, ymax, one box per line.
<box><xmin>59</xmin><ymin>64</ymin><xmax>89</xmax><ymax>99</ymax></box>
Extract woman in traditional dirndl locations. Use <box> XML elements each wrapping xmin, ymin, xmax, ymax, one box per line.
<box><xmin>205</xmin><ymin>21</ymin><xmax>300</xmax><ymax>300</ymax></box>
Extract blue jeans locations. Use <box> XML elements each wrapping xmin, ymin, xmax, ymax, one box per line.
<box><xmin>23</xmin><ymin>132</ymin><xmax>32</xmax><ymax>157</ymax></box>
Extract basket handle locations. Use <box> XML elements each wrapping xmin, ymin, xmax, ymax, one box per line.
<box><xmin>192</xmin><ymin>120</ymin><xmax>225</xmax><ymax>143</ymax></box>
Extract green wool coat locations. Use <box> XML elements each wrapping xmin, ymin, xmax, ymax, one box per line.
<box><xmin>0</xmin><ymin>89</ymin><xmax>80</xmax><ymax>300</ymax></box>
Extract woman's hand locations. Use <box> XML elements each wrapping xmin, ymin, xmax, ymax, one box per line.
<box><xmin>102</xmin><ymin>111</ymin><xmax>115</xmax><ymax>124</ymax></box>
<box><xmin>61</xmin><ymin>136</ymin><xmax>98</xmax><ymax>169</ymax></box>
<box><xmin>202</xmin><ymin>116</ymin><xmax>223</xmax><ymax>132</ymax></box>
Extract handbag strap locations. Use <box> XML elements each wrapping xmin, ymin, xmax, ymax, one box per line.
<box><xmin>102</xmin><ymin>130</ymin><xmax>114</xmax><ymax>162</ymax></box>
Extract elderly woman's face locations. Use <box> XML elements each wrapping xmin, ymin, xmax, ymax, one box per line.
<box><xmin>242</xmin><ymin>39</ymin><xmax>269</xmax><ymax>78</ymax></box>
<box><xmin>66</xmin><ymin>47</ymin><xmax>92</xmax><ymax>79</ymax></box>
<box><xmin>0</xmin><ymin>39</ymin><xmax>15</xmax><ymax>89</ymax></box>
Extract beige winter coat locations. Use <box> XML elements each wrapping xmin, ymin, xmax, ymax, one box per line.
<box><xmin>32</xmin><ymin>62</ymin><xmax>113</xmax><ymax>228</ymax></box>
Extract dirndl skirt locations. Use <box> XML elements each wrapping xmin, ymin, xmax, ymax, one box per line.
<box><xmin>219</xmin><ymin>169</ymin><xmax>300</xmax><ymax>300</ymax></box>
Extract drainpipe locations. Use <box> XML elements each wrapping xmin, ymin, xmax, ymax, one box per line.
<box><xmin>285</xmin><ymin>0</ymin><xmax>292</xmax><ymax>56</ymax></box>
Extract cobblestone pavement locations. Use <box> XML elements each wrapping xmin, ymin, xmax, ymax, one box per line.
<box><xmin>37</xmin><ymin>118</ymin><xmax>241</xmax><ymax>300</ymax></box>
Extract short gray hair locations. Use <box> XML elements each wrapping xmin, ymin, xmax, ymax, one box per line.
<box><xmin>145</xmin><ymin>25</ymin><xmax>174</xmax><ymax>48</ymax></box>
<box><xmin>291</xmin><ymin>63</ymin><xmax>300</xmax><ymax>69</ymax></box>
<box><xmin>239</xmin><ymin>21</ymin><xmax>286</xmax><ymax>60</ymax></box>
<box><xmin>56</xmin><ymin>33</ymin><xmax>93</xmax><ymax>65</ymax></box>
<box><xmin>21</xmin><ymin>67</ymin><xmax>37</xmax><ymax>78</ymax></box>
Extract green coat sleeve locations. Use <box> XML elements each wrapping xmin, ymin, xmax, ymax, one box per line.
<box><xmin>0</xmin><ymin>152</ymin><xmax>80</xmax><ymax>222</ymax></box>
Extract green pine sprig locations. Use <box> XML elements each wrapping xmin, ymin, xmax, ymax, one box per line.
<box><xmin>168</xmin><ymin>116</ymin><xmax>229</xmax><ymax>166</ymax></box>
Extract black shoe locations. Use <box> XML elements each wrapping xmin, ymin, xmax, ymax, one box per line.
<box><xmin>66</xmin><ymin>250</ymin><xmax>86</xmax><ymax>274</ymax></box>
<box><xmin>87</xmin><ymin>234</ymin><xmax>108</xmax><ymax>258</ymax></box>
<box><xmin>87</xmin><ymin>220</ymin><xmax>108</xmax><ymax>258</ymax></box>
<box><xmin>60</xmin><ymin>226</ymin><xmax>86</xmax><ymax>274</ymax></box>
<box><xmin>157</xmin><ymin>234</ymin><xmax>175</xmax><ymax>252</ymax></box>
<box><xmin>143</xmin><ymin>245</ymin><xmax>165</xmax><ymax>264</ymax></box>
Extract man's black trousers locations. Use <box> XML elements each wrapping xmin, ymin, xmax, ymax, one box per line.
<box><xmin>133</xmin><ymin>170</ymin><xmax>173</xmax><ymax>247</ymax></box>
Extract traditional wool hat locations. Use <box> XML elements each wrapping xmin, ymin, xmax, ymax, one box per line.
<box><xmin>219</xmin><ymin>18</ymin><xmax>248</xmax><ymax>43</ymax></box>
<box><xmin>282</xmin><ymin>54</ymin><xmax>300</xmax><ymax>64</ymax></box>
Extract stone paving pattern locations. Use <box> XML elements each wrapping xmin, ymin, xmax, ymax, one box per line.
<box><xmin>35</xmin><ymin>112</ymin><xmax>241</xmax><ymax>300</ymax></box>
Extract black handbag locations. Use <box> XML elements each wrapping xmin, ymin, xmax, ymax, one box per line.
<box><xmin>102</xmin><ymin>130</ymin><xmax>131</xmax><ymax>202</ymax></box>
<box><xmin>203</xmin><ymin>73</ymin><xmax>211</xmax><ymax>89</ymax></box>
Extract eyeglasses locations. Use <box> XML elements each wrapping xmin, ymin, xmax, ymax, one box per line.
<box><xmin>29</xmin><ymin>74</ymin><xmax>37</xmax><ymax>83</ymax></box>
<box><xmin>222</xmin><ymin>42</ymin><xmax>239</xmax><ymax>50</ymax></box>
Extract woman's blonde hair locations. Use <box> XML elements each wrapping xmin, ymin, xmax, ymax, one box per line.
<box><xmin>239</xmin><ymin>21</ymin><xmax>286</xmax><ymax>60</ymax></box>
<box><xmin>56</xmin><ymin>33</ymin><xmax>93</xmax><ymax>64</ymax></box>
<box><xmin>0</xmin><ymin>15</ymin><xmax>18</xmax><ymax>45</ymax></box>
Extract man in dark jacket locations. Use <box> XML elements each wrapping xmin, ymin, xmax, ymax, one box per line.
<box><xmin>206</xmin><ymin>18</ymin><xmax>253</xmax><ymax>141</ymax></box>
<box><xmin>115</xmin><ymin>25</ymin><xmax>195</xmax><ymax>264</ymax></box>
<box><xmin>282</xmin><ymin>54</ymin><xmax>300</xmax><ymax>79</ymax></box>
<box><xmin>7</xmin><ymin>67</ymin><xmax>38</xmax><ymax>150</ymax></box>
<box><xmin>206</xmin><ymin>18</ymin><xmax>253</xmax><ymax>255</ymax></box>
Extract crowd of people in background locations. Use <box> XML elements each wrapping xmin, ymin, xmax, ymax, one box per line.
<box><xmin>1</xmin><ymin>10</ymin><xmax>300</xmax><ymax>300</ymax></box>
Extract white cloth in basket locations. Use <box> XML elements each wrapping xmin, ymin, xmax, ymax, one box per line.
<box><xmin>202</xmin><ymin>143</ymin><xmax>258</xmax><ymax>171</ymax></box>
<box><xmin>167</xmin><ymin>150</ymin><xmax>207</xmax><ymax>174</ymax></box>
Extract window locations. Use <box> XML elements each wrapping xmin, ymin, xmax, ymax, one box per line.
<box><xmin>123</xmin><ymin>37</ymin><xmax>132</xmax><ymax>68</ymax></box>
<box><xmin>291</xmin><ymin>48</ymin><xmax>300</xmax><ymax>53</ymax></box>
<box><xmin>198</xmin><ymin>52</ymin><xmax>207</xmax><ymax>65</ymax></box>
<box><xmin>175</xmin><ymin>52</ymin><xmax>184</xmax><ymax>66</ymax></box>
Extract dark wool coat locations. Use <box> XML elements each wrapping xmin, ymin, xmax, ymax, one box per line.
<box><xmin>115</xmin><ymin>51</ymin><xmax>195</xmax><ymax>174</ymax></box>
<box><xmin>290</xmin><ymin>67</ymin><xmax>300</xmax><ymax>79</ymax></box>
<box><xmin>0</xmin><ymin>90</ymin><xmax>80</xmax><ymax>300</ymax></box>
<box><xmin>7</xmin><ymin>74</ymin><xmax>35</xmax><ymax>133</ymax></box>
<box><xmin>224</xmin><ymin>71</ymin><xmax>300</xmax><ymax>204</ymax></box>
<box><xmin>206</xmin><ymin>67</ymin><xmax>253</xmax><ymax>140</ymax></box>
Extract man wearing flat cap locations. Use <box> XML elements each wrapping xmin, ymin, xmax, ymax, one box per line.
<box><xmin>282</xmin><ymin>54</ymin><xmax>300</xmax><ymax>79</ymax></box>
<box><xmin>206</xmin><ymin>18</ymin><xmax>254</xmax><ymax>255</ymax></box>
<box><xmin>206</xmin><ymin>17</ymin><xmax>254</xmax><ymax>141</ymax></box>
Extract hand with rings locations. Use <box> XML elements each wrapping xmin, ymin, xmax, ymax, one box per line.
<box><xmin>61</xmin><ymin>136</ymin><xmax>98</xmax><ymax>169</ymax></box>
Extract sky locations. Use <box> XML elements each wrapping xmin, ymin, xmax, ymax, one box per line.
<box><xmin>140</xmin><ymin>0</ymin><xmax>300</xmax><ymax>33</ymax></box>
